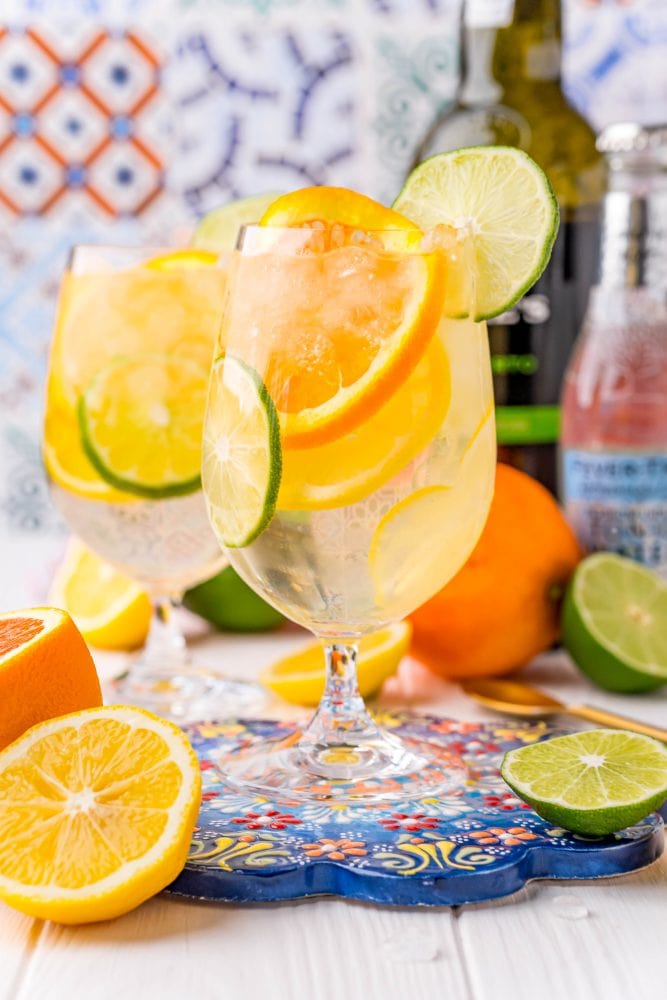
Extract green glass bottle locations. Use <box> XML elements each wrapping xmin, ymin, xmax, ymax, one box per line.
<box><xmin>414</xmin><ymin>0</ymin><xmax>606</xmax><ymax>493</ymax></box>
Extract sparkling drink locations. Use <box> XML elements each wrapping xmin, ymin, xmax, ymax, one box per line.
<box><xmin>42</xmin><ymin>247</ymin><xmax>254</xmax><ymax>719</ymax></box>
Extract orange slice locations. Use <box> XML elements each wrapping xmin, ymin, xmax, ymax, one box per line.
<box><xmin>0</xmin><ymin>607</ymin><xmax>102</xmax><ymax>751</ymax></box>
<box><xmin>260</xmin><ymin>185</ymin><xmax>420</xmax><ymax>231</ymax></box>
<box><xmin>278</xmin><ymin>334</ymin><xmax>450</xmax><ymax>509</ymax></box>
<box><xmin>0</xmin><ymin>706</ymin><xmax>201</xmax><ymax>924</ymax></box>
<box><xmin>224</xmin><ymin>188</ymin><xmax>445</xmax><ymax>448</ymax></box>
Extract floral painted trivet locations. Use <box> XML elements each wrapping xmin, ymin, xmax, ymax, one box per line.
<box><xmin>167</xmin><ymin>713</ymin><xmax>664</xmax><ymax>907</ymax></box>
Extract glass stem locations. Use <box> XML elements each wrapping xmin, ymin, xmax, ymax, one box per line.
<box><xmin>139</xmin><ymin>595</ymin><xmax>190</xmax><ymax>673</ymax></box>
<box><xmin>298</xmin><ymin>642</ymin><xmax>383</xmax><ymax>752</ymax></box>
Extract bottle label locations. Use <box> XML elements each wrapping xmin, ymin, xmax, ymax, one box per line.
<box><xmin>562</xmin><ymin>449</ymin><xmax>667</xmax><ymax>573</ymax></box>
<box><xmin>465</xmin><ymin>0</ymin><xmax>515</xmax><ymax>29</ymax></box>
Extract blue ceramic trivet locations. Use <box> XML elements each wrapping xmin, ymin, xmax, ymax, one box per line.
<box><xmin>168</xmin><ymin>713</ymin><xmax>664</xmax><ymax>907</ymax></box>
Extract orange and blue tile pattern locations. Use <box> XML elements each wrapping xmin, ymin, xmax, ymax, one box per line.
<box><xmin>169</xmin><ymin>714</ymin><xmax>664</xmax><ymax>907</ymax></box>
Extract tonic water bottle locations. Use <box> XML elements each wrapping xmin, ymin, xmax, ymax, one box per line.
<box><xmin>560</xmin><ymin>123</ymin><xmax>667</xmax><ymax>576</ymax></box>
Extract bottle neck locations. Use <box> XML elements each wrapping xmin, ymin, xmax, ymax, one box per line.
<box><xmin>598</xmin><ymin>174</ymin><xmax>667</xmax><ymax>289</ymax></box>
<box><xmin>461</xmin><ymin>0</ymin><xmax>562</xmax><ymax>104</ymax></box>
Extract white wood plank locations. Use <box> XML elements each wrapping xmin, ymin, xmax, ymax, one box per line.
<box><xmin>456</xmin><ymin>852</ymin><xmax>667</xmax><ymax>1000</ymax></box>
<box><xmin>15</xmin><ymin>896</ymin><xmax>470</xmax><ymax>1000</ymax></box>
<box><xmin>0</xmin><ymin>905</ymin><xmax>44</xmax><ymax>1000</ymax></box>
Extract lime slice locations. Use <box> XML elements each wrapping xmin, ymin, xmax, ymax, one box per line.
<box><xmin>202</xmin><ymin>356</ymin><xmax>282</xmax><ymax>547</ymax></box>
<box><xmin>562</xmin><ymin>553</ymin><xmax>667</xmax><ymax>694</ymax></box>
<box><xmin>191</xmin><ymin>193</ymin><xmax>283</xmax><ymax>252</ymax></box>
<box><xmin>501</xmin><ymin>729</ymin><xmax>667</xmax><ymax>836</ymax></box>
<box><xmin>393</xmin><ymin>146</ymin><xmax>559</xmax><ymax>320</ymax></box>
<box><xmin>79</xmin><ymin>353</ymin><xmax>208</xmax><ymax>499</ymax></box>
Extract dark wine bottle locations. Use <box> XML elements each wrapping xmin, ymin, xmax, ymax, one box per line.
<box><xmin>413</xmin><ymin>0</ymin><xmax>606</xmax><ymax>493</ymax></box>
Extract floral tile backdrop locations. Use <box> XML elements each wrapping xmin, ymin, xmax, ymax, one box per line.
<box><xmin>0</xmin><ymin>0</ymin><xmax>665</xmax><ymax>607</ymax></box>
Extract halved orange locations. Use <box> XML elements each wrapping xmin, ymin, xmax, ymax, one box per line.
<box><xmin>0</xmin><ymin>607</ymin><xmax>102</xmax><ymax>751</ymax></box>
<box><xmin>223</xmin><ymin>187</ymin><xmax>445</xmax><ymax>448</ymax></box>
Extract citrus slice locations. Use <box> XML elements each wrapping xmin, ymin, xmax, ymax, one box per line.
<box><xmin>228</xmin><ymin>186</ymin><xmax>445</xmax><ymax>448</ymax></box>
<box><xmin>260</xmin><ymin>185</ymin><xmax>419</xmax><ymax>231</ymax></box>
<box><xmin>44</xmin><ymin>383</ymin><xmax>127</xmax><ymax>502</ymax></box>
<box><xmin>0</xmin><ymin>607</ymin><xmax>102</xmax><ymax>751</ymax></box>
<box><xmin>146</xmin><ymin>249</ymin><xmax>219</xmax><ymax>269</ymax></box>
<box><xmin>79</xmin><ymin>353</ymin><xmax>209</xmax><ymax>499</ymax></box>
<box><xmin>202</xmin><ymin>355</ymin><xmax>282</xmax><ymax>547</ymax></box>
<box><xmin>49</xmin><ymin>539</ymin><xmax>152</xmax><ymax>651</ymax></box>
<box><xmin>0</xmin><ymin>705</ymin><xmax>202</xmax><ymax>924</ymax></box>
<box><xmin>501</xmin><ymin>729</ymin><xmax>667</xmax><ymax>836</ymax></box>
<box><xmin>368</xmin><ymin>411</ymin><xmax>496</xmax><ymax>616</ymax></box>
<box><xmin>562</xmin><ymin>553</ymin><xmax>667</xmax><ymax>694</ymax></box>
<box><xmin>278</xmin><ymin>335</ymin><xmax>450</xmax><ymax>510</ymax></box>
<box><xmin>393</xmin><ymin>146</ymin><xmax>559</xmax><ymax>320</ymax></box>
<box><xmin>192</xmin><ymin>192</ymin><xmax>283</xmax><ymax>251</ymax></box>
<box><xmin>262</xmin><ymin>622</ymin><xmax>412</xmax><ymax>706</ymax></box>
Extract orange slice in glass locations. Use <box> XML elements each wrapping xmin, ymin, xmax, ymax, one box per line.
<box><xmin>224</xmin><ymin>187</ymin><xmax>445</xmax><ymax>448</ymax></box>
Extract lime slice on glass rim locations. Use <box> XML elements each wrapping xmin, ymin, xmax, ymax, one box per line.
<box><xmin>393</xmin><ymin>146</ymin><xmax>559</xmax><ymax>320</ymax></box>
<box><xmin>501</xmin><ymin>729</ymin><xmax>667</xmax><ymax>836</ymax></box>
<box><xmin>78</xmin><ymin>353</ymin><xmax>209</xmax><ymax>499</ymax></box>
<box><xmin>202</xmin><ymin>355</ymin><xmax>282</xmax><ymax>548</ymax></box>
<box><xmin>562</xmin><ymin>552</ymin><xmax>667</xmax><ymax>693</ymax></box>
<box><xmin>191</xmin><ymin>193</ymin><xmax>283</xmax><ymax>252</ymax></box>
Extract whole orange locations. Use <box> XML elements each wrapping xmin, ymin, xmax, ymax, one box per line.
<box><xmin>409</xmin><ymin>463</ymin><xmax>583</xmax><ymax>679</ymax></box>
<box><xmin>0</xmin><ymin>607</ymin><xmax>102</xmax><ymax>749</ymax></box>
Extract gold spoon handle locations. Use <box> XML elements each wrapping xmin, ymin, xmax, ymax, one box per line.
<box><xmin>569</xmin><ymin>704</ymin><xmax>667</xmax><ymax>743</ymax></box>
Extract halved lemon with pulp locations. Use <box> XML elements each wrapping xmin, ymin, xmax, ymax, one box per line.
<box><xmin>0</xmin><ymin>705</ymin><xmax>201</xmax><ymax>924</ymax></box>
<box><xmin>262</xmin><ymin>621</ymin><xmax>412</xmax><ymax>706</ymax></box>
<box><xmin>49</xmin><ymin>539</ymin><xmax>152</xmax><ymax>651</ymax></box>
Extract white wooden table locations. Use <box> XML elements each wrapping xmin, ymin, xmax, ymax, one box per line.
<box><xmin>2</xmin><ymin>629</ymin><xmax>665</xmax><ymax>1000</ymax></box>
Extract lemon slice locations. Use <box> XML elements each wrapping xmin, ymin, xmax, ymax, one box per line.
<box><xmin>79</xmin><ymin>353</ymin><xmax>209</xmax><ymax>499</ymax></box>
<box><xmin>368</xmin><ymin>412</ymin><xmax>496</xmax><ymax>615</ymax></box>
<box><xmin>191</xmin><ymin>192</ymin><xmax>283</xmax><ymax>251</ymax></box>
<box><xmin>0</xmin><ymin>705</ymin><xmax>201</xmax><ymax>924</ymax></box>
<box><xmin>262</xmin><ymin>622</ymin><xmax>412</xmax><ymax>706</ymax></box>
<box><xmin>49</xmin><ymin>539</ymin><xmax>152</xmax><ymax>651</ymax></box>
<box><xmin>146</xmin><ymin>249</ymin><xmax>219</xmax><ymax>269</ymax></box>
<box><xmin>202</xmin><ymin>355</ymin><xmax>282</xmax><ymax>547</ymax></box>
<box><xmin>393</xmin><ymin>146</ymin><xmax>559</xmax><ymax>320</ymax></box>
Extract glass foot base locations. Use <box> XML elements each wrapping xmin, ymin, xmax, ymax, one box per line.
<box><xmin>112</xmin><ymin>669</ymin><xmax>266</xmax><ymax>723</ymax></box>
<box><xmin>217</xmin><ymin>728</ymin><xmax>466</xmax><ymax>803</ymax></box>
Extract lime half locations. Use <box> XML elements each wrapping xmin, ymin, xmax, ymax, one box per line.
<box><xmin>562</xmin><ymin>553</ymin><xmax>667</xmax><ymax>693</ymax></box>
<box><xmin>191</xmin><ymin>193</ymin><xmax>282</xmax><ymax>252</ymax></box>
<box><xmin>79</xmin><ymin>354</ymin><xmax>208</xmax><ymax>499</ymax></box>
<box><xmin>393</xmin><ymin>146</ymin><xmax>559</xmax><ymax>320</ymax></box>
<box><xmin>502</xmin><ymin>729</ymin><xmax>667</xmax><ymax>836</ymax></box>
<box><xmin>202</xmin><ymin>356</ymin><xmax>282</xmax><ymax>547</ymax></box>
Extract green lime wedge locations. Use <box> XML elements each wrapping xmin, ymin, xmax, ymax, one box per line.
<box><xmin>183</xmin><ymin>565</ymin><xmax>285</xmax><ymax>632</ymax></box>
<box><xmin>393</xmin><ymin>146</ymin><xmax>559</xmax><ymax>320</ymax></box>
<box><xmin>79</xmin><ymin>354</ymin><xmax>208</xmax><ymax>499</ymax></box>
<box><xmin>562</xmin><ymin>553</ymin><xmax>667</xmax><ymax>693</ymax></box>
<box><xmin>191</xmin><ymin>193</ymin><xmax>283</xmax><ymax>252</ymax></box>
<box><xmin>501</xmin><ymin>729</ymin><xmax>667</xmax><ymax>836</ymax></box>
<box><xmin>202</xmin><ymin>356</ymin><xmax>282</xmax><ymax>547</ymax></box>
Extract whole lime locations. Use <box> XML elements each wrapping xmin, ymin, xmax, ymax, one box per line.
<box><xmin>183</xmin><ymin>567</ymin><xmax>285</xmax><ymax>632</ymax></box>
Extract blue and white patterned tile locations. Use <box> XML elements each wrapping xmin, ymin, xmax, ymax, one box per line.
<box><xmin>167</xmin><ymin>20</ymin><xmax>362</xmax><ymax>213</ymax></box>
<box><xmin>564</xmin><ymin>0</ymin><xmax>667</xmax><ymax>128</ymax></box>
<box><xmin>367</xmin><ymin>14</ymin><xmax>460</xmax><ymax>204</ymax></box>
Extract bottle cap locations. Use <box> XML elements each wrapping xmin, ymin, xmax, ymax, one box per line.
<box><xmin>597</xmin><ymin>123</ymin><xmax>667</xmax><ymax>168</ymax></box>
